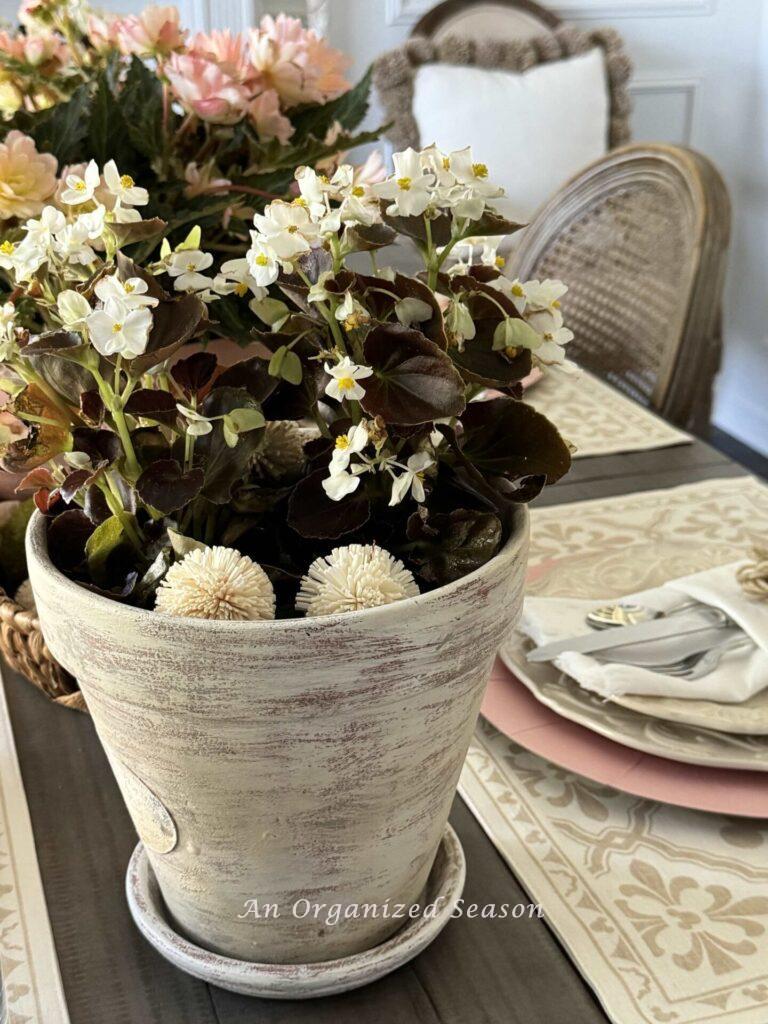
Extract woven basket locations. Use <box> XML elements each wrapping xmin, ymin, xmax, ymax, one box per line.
<box><xmin>0</xmin><ymin>585</ymin><xmax>86</xmax><ymax>711</ymax></box>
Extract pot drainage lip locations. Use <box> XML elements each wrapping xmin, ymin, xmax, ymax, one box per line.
<box><xmin>125</xmin><ymin>825</ymin><xmax>466</xmax><ymax>1000</ymax></box>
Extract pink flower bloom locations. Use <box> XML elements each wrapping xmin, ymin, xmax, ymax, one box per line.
<box><xmin>303</xmin><ymin>32</ymin><xmax>350</xmax><ymax>102</ymax></box>
<box><xmin>248</xmin><ymin>14</ymin><xmax>349</xmax><ymax>108</ymax></box>
<box><xmin>116</xmin><ymin>5</ymin><xmax>186</xmax><ymax>58</ymax></box>
<box><xmin>184</xmin><ymin>161</ymin><xmax>231</xmax><ymax>198</ymax></box>
<box><xmin>0</xmin><ymin>131</ymin><xmax>57</xmax><ymax>221</ymax></box>
<box><xmin>354</xmin><ymin>149</ymin><xmax>387</xmax><ymax>186</ymax></box>
<box><xmin>0</xmin><ymin>28</ymin><xmax>67</xmax><ymax>69</ymax></box>
<box><xmin>165</xmin><ymin>53</ymin><xmax>249</xmax><ymax>125</ymax></box>
<box><xmin>188</xmin><ymin>29</ymin><xmax>250</xmax><ymax>82</ymax></box>
<box><xmin>87</xmin><ymin>13</ymin><xmax>121</xmax><ymax>53</ymax></box>
<box><xmin>248</xmin><ymin>89</ymin><xmax>294</xmax><ymax>144</ymax></box>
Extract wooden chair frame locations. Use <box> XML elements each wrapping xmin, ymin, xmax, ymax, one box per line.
<box><xmin>411</xmin><ymin>0</ymin><xmax>562</xmax><ymax>37</ymax></box>
<box><xmin>509</xmin><ymin>143</ymin><xmax>731</xmax><ymax>433</ymax></box>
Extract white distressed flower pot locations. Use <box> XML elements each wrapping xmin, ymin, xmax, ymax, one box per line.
<box><xmin>26</xmin><ymin>508</ymin><xmax>528</xmax><ymax>968</ymax></box>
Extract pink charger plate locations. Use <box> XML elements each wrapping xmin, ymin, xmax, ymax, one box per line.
<box><xmin>481</xmin><ymin>658</ymin><xmax>768</xmax><ymax>818</ymax></box>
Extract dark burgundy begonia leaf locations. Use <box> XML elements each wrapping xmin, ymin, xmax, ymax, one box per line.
<box><xmin>136</xmin><ymin>459</ymin><xmax>205</xmax><ymax>515</ymax></box>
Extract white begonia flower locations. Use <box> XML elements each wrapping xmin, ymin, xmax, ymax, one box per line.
<box><xmin>523</xmin><ymin>279</ymin><xmax>567</xmax><ymax>313</ymax></box>
<box><xmin>481</xmin><ymin>238</ymin><xmax>506</xmax><ymax>270</ymax></box>
<box><xmin>57</xmin><ymin>290</ymin><xmax>92</xmax><ymax>328</ymax></box>
<box><xmin>61</xmin><ymin>159</ymin><xmax>100</xmax><ymax>206</ymax></box>
<box><xmin>535</xmin><ymin>325</ymin><xmax>574</xmax><ymax>366</ymax></box>
<box><xmin>334</xmin><ymin>291</ymin><xmax>370</xmax><ymax>331</ymax></box>
<box><xmin>388</xmin><ymin>451</ymin><xmax>435</xmax><ymax>506</ymax></box>
<box><xmin>322</xmin><ymin>468</ymin><xmax>362</xmax><ymax>501</ymax></box>
<box><xmin>87</xmin><ymin>298</ymin><xmax>152</xmax><ymax>358</ymax></box>
<box><xmin>294</xmin><ymin>165</ymin><xmax>329</xmax><ymax>220</ymax></box>
<box><xmin>23</xmin><ymin>205</ymin><xmax>66</xmax><ymax>248</ymax></box>
<box><xmin>246</xmin><ymin>237</ymin><xmax>281</xmax><ymax>288</ymax></box>
<box><xmin>77</xmin><ymin>205</ymin><xmax>107</xmax><ymax>240</ymax></box>
<box><xmin>445</xmin><ymin>299</ymin><xmax>475</xmax><ymax>351</ymax></box>
<box><xmin>327</xmin><ymin>164</ymin><xmax>381</xmax><ymax>228</ymax></box>
<box><xmin>253</xmin><ymin>200</ymin><xmax>318</xmax><ymax>261</ymax></box>
<box><xmin>0</xmin><ymin>302</ymin><xmax>16</xmax><ymax>360</ymax></box>
<box><xmin>420</xmin><ymin>144</ymin><xmax>457</xmax><ymax>188</ymax></box>
<box><xmin>323</xmin><ymin>355</ymin><xmax>373</xmax><ymax>403</ymax></box>
<box><xmin>95</xmin><ymin>274</ymin><xmax>159</xmax><ymax>309</ymax></box>
<box><xmin>155</xmin><ymin>546</ymin><xmax>275</xmax><ymax>621</ymax></box>
<box><xmin>307</xmin><ymin>270</ymin><xmax>334</xmax><ymax>304</ymax></box>
<box><xmin>52</xmin><ymin>220</ymin><xmax>98</xmax><ymax>266</ymax></box>
<box><xmin>167</xmin><ymin>249</ymin><xmax>215</xmax><ymax>293</ymax></box>
<box><xmin>176</xmin><ymin>404</ymin><xmax>213</xmax><ymax>436</ymax></box>
<box><xmin>103</xmin><ymin>160</ymin><xmax>149</xmax><ymax>207</ymax></box>
<box><xmin>1</xmin><ymin>237</ymin><xmax>46</xmax><ymax>281</ymax></box>
<box><xmin>110</xmin><ymin>201</ymin><xmax>143</xmax><ymax>224</ymax></box>
<box><xmin>213</xmin><ymin>257</ymin><xmax>267</xmax><ymax>301</ymax></box>
<box><xmin>296</xmin><ymin>544</ymin><xmax>419</xmax><ymax>617</ymax></box>
<box><xmin>330</xmin><ymin>421</ymin><xmax>368</xmax><ymax>473</ymax></box>
<box><xmin>373</xmin><ymin>148</ymin><xmax>435</xmax><ymax>218</ymax></box>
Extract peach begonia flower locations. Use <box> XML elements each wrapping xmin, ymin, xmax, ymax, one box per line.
<box><xmin>0</xmin><ymin>131</ymin><xmax>57</xmax><ymax>221</ymax></box>
<box><xmin>0</xmin><ymin>28</ymin><xmax>67</xmax><ymax>69</ymax></box>
<box><xmin>116</xmin><ymin>5</ymin><xmax>186</xmax><ymax>58</ymax></box>
<box><xmin>86</xmin><ymin>13</ymin><xmax>121</xmax><ymax>53</ymax></box>
<box><xmin>188</xmin><ymin>29</ymin><xmax>250</xmax><ymax>83</ymax></box>
<box><xmin>248</xmin><ymin>89</ymin><xmax>294</xmax><ymax>145</ymax></box>
<box><xmin>253</xmin><ymin>14</ymin><xmax>349</xmax><ymax>105</ymax></box>
<box><xmin>165</xmin><ymin>53</ymin><xmax>249</xmax><ymax>125</ymax></box>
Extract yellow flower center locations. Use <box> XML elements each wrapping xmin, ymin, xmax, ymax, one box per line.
<box><xmin>319</xmin><ymin>174</ymin><xmax>330</xmax><ymax>184</ymax></box>
<box><xmin>235</xmin><ymin>282</ymin><xmax>248</xmax><ymax>297</ymax></box>
<box><xmin>292</xmin><ymin>196</ymin><xmax>307</xmax><ymax>206</ymax></box>
<box><xmin>120</xmin><ymin>174</ymin><xmax>134</xmax><ymax>189</ymax></box>
<box><xmin>287</xmin><ymin>225</ymin><xmax>298</xmax><ymax>233</ymax></box>
<box><xmin>337</xmin><ymin>376</ymin><xmax>355</xmax><ymax>392</ymax></box>
<box><xmin>495</xmin><ymin>256</ymin><xmax>506</xmax><ymax>269</ymax></box>
<box><xmin>543</xmin><ymin>332</ymin><xmax>554</xmax><ymax>342</ymax></box>
<box><xmin>553</xmin><ymin>299</ymin><xmax>561</xmax><ymax>308</ymax></box>
<box><xmin>511</xmin><ymin>283</ymin><xmax>525</xmax><ymax>297</ymax></box>
<box><xmin>255</xmin><ymin>254</ymin><xmax>269</xmax><ymax>266</ymax></box>
<box><xmin>442</xmin><ymin>157</ymin><xmax>451</xmax><ymax>170</ymax></box>
<box><xmin>352</xmin><ymin>186</ymin><xmax>365</xmax><ymax>197</ymax></box>
<box><xmin>187</xmin><ymin>261</ymin><xmax>197</xmax><ymax>271</ymax></box>
<box><xmin>505</xmin><ymin>345</ymin><xmax>519</xmax><ymax>359</ymax></box>
<box><xmin>112</xmin><ymin>322</ymin><xmax>123</xmax><ymax>333</ymax></box>
<box><xmin>397</xmin><ymin>177</ymin><xmax>412</xmax><ymax>191</ymax></box>
<box><xmin>124</xmin><ymin>282</ymin><xmax>135</xmax><ymax>293</ymax></box>
<box><xmin>416</xmin><ymin>471</ymin><xmax>425</xmax><ymax>482</ymax></box>
<box><xmin>472</xmin><ymin>163</ymin><xmax>489</xmax><ymax>179</ymax></box>
<box><xmin>0</xmin><ymin>240</ymin><xmax>15</xmax><ymax>255</ymax></box>
<box><xmin>74</xmin><ymin>180</ymin><xmax>87</xmax><ymax>192</ymax></box>
<box><xmin>335</xmin><ymin>435</ymin><xmax>350</xmax><ymax>450</ymax></box>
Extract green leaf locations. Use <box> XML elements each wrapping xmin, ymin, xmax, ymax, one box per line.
<box><xmin>89</xmin><ymin>72</ymin><xmax>131</xmax><ymax>167</ymax></box>
<box><xmin>27</xmin><ymin>83</ymin><xmax>92</xmax><ymax>165</ymax></box>
<box><xmin>290</xmin><ymin>66</ymin><xmax>373</xmax><ymax>143</ymax></box>
<box><xmin>197</xmin><ymin>387</ymin><xmax>265</xmax><ymax>504</ymax></box>
<box><xmin>120</xmin><ymin>56</ymin><xmax>166</xmax><ymax>160</ymax></box>
<box><xmin>268</xmin><ymin>346</ymin><xmax>303</xmax><ymax>385</ymax></box>
<box><xmin>492</xmin><ymin>317</ymin><xmax>541</xmax><ymax>352</ymax></box>
<box><xmin>85</xmin><ymin>514</ymin><xmax>125</xmax><ymax>582</ymax></box>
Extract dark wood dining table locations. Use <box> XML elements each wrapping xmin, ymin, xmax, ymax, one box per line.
<box><xmin>1</xmin><ymin>435</ymin><xmax>753</xmax><ymax>1024</ymax></box>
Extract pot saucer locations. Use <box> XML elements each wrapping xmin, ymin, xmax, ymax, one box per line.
<box><xmin>126</xmin><ymin>824</ymin><xmax>465</xmax><ymax>1000</ymax></box>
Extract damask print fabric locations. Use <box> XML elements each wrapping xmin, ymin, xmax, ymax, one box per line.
<box><xmin>460</xmin><ymin>476</ymin><xmax>768</xmax><ymax>1023</ymax></box>
<box><xmin>460</xmin><ymin>721</ymin><xmax>768</xmax><ymax>1024</ymax></box>
<box><xmin>0</xmin><ymin>666</ymin><xmax>69</xmax><ymax>1023</ymax></box>
<box><xmin>526</xmin><ymin>368</ymin><xmax>692</xmax><ymax>457</ymax></box>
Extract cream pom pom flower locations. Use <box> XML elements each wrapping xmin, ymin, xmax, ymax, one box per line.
<box><xmin>0</xmin><ymin>131</ymin><xmax>57</xmax><ymax>221</ymax></box>
<box><xmin>296</xmin><ymin>544</ymin><xmax>419</xmax><ymax>617</ymax></box>
<box><xmin>156</xmin><ymin>546</ymin><xmax>275</xmax><ymax>621</ymax></box>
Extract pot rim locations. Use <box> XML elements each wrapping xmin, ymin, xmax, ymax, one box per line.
<box><xmin>26</xmin><ymin>505</ymin><xmax>528</xmax><ymax>632</ymax></box>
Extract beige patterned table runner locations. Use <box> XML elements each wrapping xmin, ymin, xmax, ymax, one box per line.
<box><xmin>0</xmin><ymin>665</ymin><xmax>69</xmax><ymax>1024</ymax></box>
<box><xmin>526</xmin><ymin>368</ymin><xmax>692</xmax><ymax>457</ymax></box>
<box><xmin>460</xmin><ymin>720</ymin><xmax>768</xmax><ymax>1024</ymax></box>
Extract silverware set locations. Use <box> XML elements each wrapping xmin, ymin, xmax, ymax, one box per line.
<box><xmin>528</xmin><ymin>600</ymin><xmax>755</xmax><ymax>678</ymax></box>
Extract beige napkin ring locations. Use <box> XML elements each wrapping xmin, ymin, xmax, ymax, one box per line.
<box><xmin>737</xmin><ymin>548</ymin><xmax>768</xmax><ymax>601</ymax></box>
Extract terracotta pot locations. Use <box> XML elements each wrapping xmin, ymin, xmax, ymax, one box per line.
<box><xmin>26</xmin><ymin>509</ymin><xmax>529</xmax><ymax>965</ymax></box>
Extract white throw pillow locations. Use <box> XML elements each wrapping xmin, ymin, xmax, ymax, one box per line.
<box><xmin>412</xmin><ymin>48</ymin><xmax>609</xmax><ymax>222</ymax></box>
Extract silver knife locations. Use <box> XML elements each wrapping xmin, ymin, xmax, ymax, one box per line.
<box><xmin>526</xmin><ymin>609</ymin><xmax>730</xmax><ymax>663</ymax></box>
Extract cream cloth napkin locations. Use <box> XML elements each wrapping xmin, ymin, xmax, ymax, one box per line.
<box><xmin>519</xmin><ymin>562</ymin><xmax>768</xmax><ymax>702</ymax></box>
